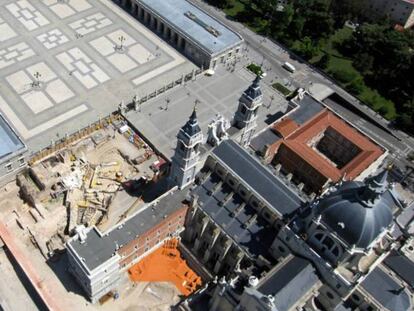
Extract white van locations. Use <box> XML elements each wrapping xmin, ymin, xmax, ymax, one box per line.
<box><xmin>282</xmin><ymin>62</ymin><xmax>296</xmax><ymax>73</ymax></box>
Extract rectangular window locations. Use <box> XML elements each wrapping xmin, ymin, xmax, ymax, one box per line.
<box><xmin>5</xmin><ymin>163</ymin><xmax>12</xmax><ymax>172</ymax></box>
<box><xmin>18</xmin><ymin>157</ymin><xmax>25</xmax><ymax>166</ymax></box>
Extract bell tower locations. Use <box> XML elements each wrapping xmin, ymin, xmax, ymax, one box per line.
<box><xmin>170</xmin><ymin>107</ymin><xmax>204</xmax><ymax>189</ymax></box>
<box><xmin>234</xmin><ymin>74</ymin><xmax>263</xmax><ymax>147</ymax></box>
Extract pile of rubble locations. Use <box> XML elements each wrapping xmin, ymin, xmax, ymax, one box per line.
<box><xmin>15</xmin><ymin>122</ymin><xmax>167</xmax><ymax>259</ymax></box>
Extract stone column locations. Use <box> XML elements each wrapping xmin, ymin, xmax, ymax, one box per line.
<box><xmin>192</xmin><ymin>237</ymin><xmax>202</xmax><ymax>254</ymax></box>
<box><xmin>131</xmin><ymin>2</ymin><xmax>137</xmax><ymax>15</ymax></box>
<box><xmin>157</xmin><ymin>20</ymin><xmax>162</xmax><ymax>33</ymax></box>
<box><xmin>213</xmin><ymin>240</ymin><xmax>232</xmax><ymax>274</ymax></box>
<box><xmin>137</xmin><ymin>6</ymin><xmax>143</xmax><ymax>20</ymax></box>
<box><xmin>232</xmin><ymin>252</ymin><xmax>244</xmax><ymax>272</ymax></box>
<box><xmin>144</xmin><ymin>10</ymin><xmax>149</xmax><ymax>24</ymax></box>
<box><xmin>191</xmin><ymin>217</ymin><xmax>209</xmax><ymax>253</ymax></box>
<box><xmin>177</xmin><ymin>36</ymin><xmax>183</xmax><ymax>50</ymax></box>
<box><xmin>202</xmin><ymin>228</ymin><xmax>220</xmax><ymax>263</ymax></box>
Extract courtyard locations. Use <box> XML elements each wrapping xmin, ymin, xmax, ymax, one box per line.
<box><xmin>0</xmin><ymin>0</ymin><xmax>194</xmax><ymax>151</ymax></box>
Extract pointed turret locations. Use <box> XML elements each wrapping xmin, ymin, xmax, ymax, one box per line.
<box><xmin>181</xmin><ymin>106</ymin><xmax>201</xmax><ymax>137</ymax></box>
<box><xmin>362</xmin><ymin>170</ymin><xmax>389</xmax><ymax>206</ymax></box>
<box><xmin>245</xmin><ymin>74</ymin><xmax>263</xmax><ymax>100</ymax></box>
<box><xmin>367</xmin><ymin>170</ymin><xmax>388</xmax><ymax>193</ymax></box>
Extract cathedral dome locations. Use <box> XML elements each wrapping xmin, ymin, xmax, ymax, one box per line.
<box><xmin>314</xmin><ymin>171</ymin><xmax>394</xmax><ymax>249</ymax></box>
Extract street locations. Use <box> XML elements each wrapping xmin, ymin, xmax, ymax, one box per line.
<box><xmin>189</xmin><ymin>0</ymin><xmax>414</xmax><ymax>157</ymax></box>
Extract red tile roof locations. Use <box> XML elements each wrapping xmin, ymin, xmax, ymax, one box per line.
<box><xmin>272</xmin><ymin>109</ymin><xmax>384</xmax><ymax>182</ymax></box>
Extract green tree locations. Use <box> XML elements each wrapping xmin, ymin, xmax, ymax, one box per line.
<box><xmin>352</xmin><ymin>53</ymin><xmax>374</xmax><ymax>75</ymax></box>
<box><xmin>331</xmin><ymin>0</ymin><xmax>365</xmax><ymax>26</ymax></box>
<box><xmin>347</xmin><ymin>77</ymin><xmax>364</xmax><ymax>95</ymax></box>
<box><xmin>296</xmin><ymin>0</ymin><xmax>334</xmax><ymax>39</ymax></box>
<box><xmin>316</xmin><ymin>53</ymin><xmax>330</xmax><ymax>69</ymax></box>
<box><xmin>270</xmin><ymin>4</ymin><xmax>294</xmax><ymax>38</ymax></box>
<box><xmin>293</xmin><ymin>36</ymin><xmax>319</xmax><ymax>60</ymax></box>
<box><xmin>205</xmin><ymin>0</ymin><xmax>232</xmax><ymax>9</ymax></box>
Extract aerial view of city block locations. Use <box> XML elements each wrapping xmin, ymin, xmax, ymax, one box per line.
<box><xmin>0</xmin><ymin>0</ymin><xmax>413</xmax><ymax>310</ymax></box>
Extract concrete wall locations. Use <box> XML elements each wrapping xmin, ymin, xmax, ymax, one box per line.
<box><xmin>67</xmin><ymin>245</ymin><xmax>121</xmax><ymax>303</ymax></box>
<box><xmin>117</xmin><ymin>206</ymin><xmax>188</xmax><ymax>269</ymax></box>
<box><xmin>0</xmin><ymin>149</ymin><xmax>28</xmax><ymax>186</ymax></box>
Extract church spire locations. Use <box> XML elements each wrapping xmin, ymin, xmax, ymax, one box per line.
<box><xmin>233</xmin><ymin>74</ymin><xmax>264</xmax><ymax>147</ymax></box>
<box><xmin>170</xmin><ymin>106</ymin><xmax>204</xmax><ymax>189</ymax></box>
<box><xmin>181</xmin><ymin>102</ymin><xmax>201</xmax><ymax>137</ymax></box>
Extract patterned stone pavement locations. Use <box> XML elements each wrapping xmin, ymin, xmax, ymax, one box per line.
<box><xmin>0</xmin><ymin>0</ymin><xmax>193</xmax><ymax>150</ymax></box>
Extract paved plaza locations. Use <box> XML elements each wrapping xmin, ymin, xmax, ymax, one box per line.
<box><xmin>0</xmin><ymin>0</ymin><xmax>194</xmax><ymax>150</ymax></box>
<box><xmin>126</xmin><ymin>65</ymin><xmax>289</xmax><ymax>158</ymax></box>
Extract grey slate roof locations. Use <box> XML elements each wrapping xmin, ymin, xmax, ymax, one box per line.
<box><xmin>290</xmin><ymin>93</ymin><xmax>324</xmax><ymax>125</ymax></box>
<box><xmin>68</xmin><ymin>189</ymin><xmax>186</xmax><ymax>271</ymax></box>
<box><xmin>360</xmin><ymin>266</ymin><xmax>412</xmax><ymax>311</ymax></box>
<box><xmin>315</xmin><ymin>177</ymin><xmax>394</xmax><ymax>249</ymax></box>
<box><xmin>250</xmin><ymin>128</ymin><xmax>281</xmax><ymax>153</ymax></box>
<box><xmin>258</xmin><ymin>256</ymin><xmax>319</xmax><ymax>311</ymax></box>
<box><xmin>212</xmin><ymin>140</ymin><xmax>303</xmax><ymax>217</ymax></box>
<box><xmin>396</xmin><ymin>201</ymin><xmax>414</xmax><ymax>229</ymax></box>
<box><xmin>193</xmin><ymin>172</ymin><xmax>276</xmax><ymax>260</ymax></box>
<box><xmin>0</xmin><ymin>114</ymin><xmax>25</xmax><ymax>160</ymax></box>
<box><xmin>384</xmin><ymin>250</ymin><xmax>414</xmax><ymax>290</ymax></box>
<box><xmin>138</xmin><ymin>0</ymin><xmax>242</xmax><ymax>54</ymax></box>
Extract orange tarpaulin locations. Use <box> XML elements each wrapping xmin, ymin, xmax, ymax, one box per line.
<box><xmin>128</xmin><ymin>239</ymin><xmax>202</xmax><ymax>296</ymax></box>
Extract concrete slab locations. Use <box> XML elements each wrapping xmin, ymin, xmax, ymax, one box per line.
<box><xmin>22</xmin><ymin>91</ymin><xmax>54</xmax><ymax>114</ymax></box>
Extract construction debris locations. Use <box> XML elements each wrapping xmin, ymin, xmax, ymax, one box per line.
<box><xmin>13</xmin><ymin>120</ymin><xmax>168</xmax><ymax>260</ymax></box>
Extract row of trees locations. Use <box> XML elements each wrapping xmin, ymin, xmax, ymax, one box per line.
<box><xmin>206</xmin><ymin>0</ymin><xmax>414</xmax><ymax>132</ymax></box>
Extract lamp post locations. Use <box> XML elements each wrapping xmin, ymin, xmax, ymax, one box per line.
<box><xmin>32</xmin><ymin>71</ymin><xmax>41</xmax><ymax>88</ymax></box>
<box><xmin>116</xmin><ymin>35</ymin><xmax>126</xmax><ymax>52</ymax></box>
<box><xmin>165</xmin><ymin>98</ymin><xmax>170</xmax><ymax>111</ymax></box>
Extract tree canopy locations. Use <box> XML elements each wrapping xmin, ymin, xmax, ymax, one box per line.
<box><xmin>205</xmin><ymin>0</ymin><xmax>414</xmax><ymax>132</ymax></box>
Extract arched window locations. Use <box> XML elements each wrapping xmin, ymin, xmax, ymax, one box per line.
<box><xmin>310</xmin><ymin>230</ymin><xmax>342</xmax><ymax>264</ymax></box>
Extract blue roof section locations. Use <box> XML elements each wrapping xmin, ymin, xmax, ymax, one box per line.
<box><xmin>0</xmin><ymin>114</ymin><xmax>25</xmax><ymax>160</ymax></box>
<box><xmin>194</xmin><ymin>173</ymin><xmax>276</xmax><ymax>259</ymax></box>
<box><xmin>258</xmin><ymin>256</ymin><xmax>319</xmax><ymax>311</ymax></box>
<box><xmin>384</xmin><ymin>250</ymin><xmax>414</xmax><ymax>290</ymax></box>
<box><xmin>250</xmin><ymin>128</ymin><xmax>281</xmax><ymax>153</ymax></box>
<box><xmin>361</xmin><ymin>266</ymin><xmax>412</xmax><ymax>311</ymax></box>
<box><xmin>139</xmin><ymin>0</ymin><xmax>242</xmax><ymax>54</ymax></box>
<box><xmin>290</xmin><ymin>93</ymin><xmax>324</xmax><ymax>125</ymax></box>
<box><xmin>212</xmin><ymin>140</ymin><xmax>303</xmax><ymax>216</ymax></box>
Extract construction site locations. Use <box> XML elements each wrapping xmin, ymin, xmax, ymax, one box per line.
<box><xmin>0</xmin><ymin>114</ymin><xmax>203</xmax><ymax>310</ymax></box>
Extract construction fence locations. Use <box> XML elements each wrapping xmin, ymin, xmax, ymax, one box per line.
<box><xmin>27</xmin><ymin>67</ymin><xmax>205</xmax><ymax>166</ymax></box>
<box><xmin>28</xmin><ymin>113</ymin><xmax>122</xmax><ymax>166</ymax></box>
